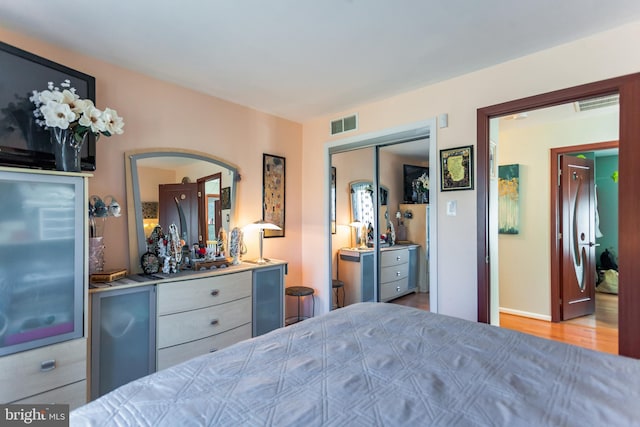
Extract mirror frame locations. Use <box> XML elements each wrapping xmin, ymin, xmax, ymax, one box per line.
<box><xmin>125</xmin><ymin>148</ymin><xmax>240</xmax><ymax>274</ymax></box>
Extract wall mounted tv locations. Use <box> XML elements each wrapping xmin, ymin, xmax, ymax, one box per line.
<box><xmin>0</xmin><ymin>41</ymin><xmax>96</xmax><ymax>171</ymax></box>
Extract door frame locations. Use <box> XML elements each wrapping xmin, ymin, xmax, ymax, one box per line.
<box><xmin>550</xmin><ymin>141</ymin><xmax>619</xmax><ymax>322</ymax></box>
<box><xmin>477</xmin><ymin>72</ymin><xmax>640</xmax><ymax>358</ymax></box>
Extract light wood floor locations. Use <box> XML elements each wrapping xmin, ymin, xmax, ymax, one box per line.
<box><xmin>391</xmin><ymin>291</ymin><xmax>619</xmax><ymax>355</ymax></box>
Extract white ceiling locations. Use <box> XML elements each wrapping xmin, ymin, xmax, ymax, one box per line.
<box><xmin>1</xmin><ymin>1</ymin><xmax>640</xmax><ymax>123</ymax></box>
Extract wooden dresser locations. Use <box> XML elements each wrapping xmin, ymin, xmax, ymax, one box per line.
<box><xmin>157</xmin><ymin>271</ymin><xmax>253</xmax><ymax>370</ymax></box>
<box><xmin>88</xmin><ymin>260</ymin><xmax>287</xmax><ymax>398</ymax></box>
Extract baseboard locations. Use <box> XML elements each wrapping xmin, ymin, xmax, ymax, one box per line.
<box><xmin>499</xmin><ymin>307</ymin><xmax>551</xmax><ymax>322</ymax></box>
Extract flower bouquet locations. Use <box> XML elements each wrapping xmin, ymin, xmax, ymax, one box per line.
<box><xmin>30</xmin><ymin>79</ymin><xmax>124</xmax><ymax>171</ymax></box>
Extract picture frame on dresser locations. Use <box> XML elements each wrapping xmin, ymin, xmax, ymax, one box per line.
<box><xmin>262</xmin><ymin>153</ymin><xmax>285</xmax><ymax>238</ymax></box>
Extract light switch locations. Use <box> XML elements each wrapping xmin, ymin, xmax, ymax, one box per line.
<box><xmin>447</xmin><ymin>200</ymin><xmax>457</xmax><ymax>216</ymax></box>
<box><xmin>439</xmin><ymin>113</ymin><xmax>448</xmax><ymax>128</ymax></box>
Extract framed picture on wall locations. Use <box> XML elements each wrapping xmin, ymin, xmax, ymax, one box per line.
<box><xmin>403</xmin><ymin>164</ymin><xmax>429</xmax><ymax>203</ymax></box>
<box><xmin>440</xmin><ymin>145</ymin><xmax>473</xmax><ymax>191</ymax></box>
<box><xmin>220</xmin><ymin>187</ymin><xmax>230</xmax><ymax>210</ymax></box>
<box><xmin>331</xmin><ymin>166</ymin><xmax>336</xmax><ymax>234</ymax></box>
<box><xmin>262</xmin><ymin>153</ymin><xmax>285</xmax><ymax>237</ymax></box>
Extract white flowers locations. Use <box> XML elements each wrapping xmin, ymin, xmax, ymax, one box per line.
<box><xmin>417</xmin><ymin>172</ymin><xmax>429</xmax><ymax>191</ymax></box>
<box><xmin>30</xmin><ymin>79</ymin><xmax>124</xmax><ymax>142</ymax></box>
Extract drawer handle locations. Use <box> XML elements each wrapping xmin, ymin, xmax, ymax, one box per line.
<box><xmin>396</xmin><ymin>256</ymin><xmax>401</xmax><ymax>261</ymax></box>
<box><xmin>40</xmin><ymin>359</ymin><xmax>56</xmax><ymax>372</ymax></box>
<box><xmin>210</xmin><ymin>348</ymin><xmax>218</xmax><ymax>353</ymax></box>
<box><xmin>210</xmin><ymin>319</ymin><xmax>219</xmax><ymax>326</ymax></box>
<box><xmin>396</xmin><ymin>286</ymin><xmax>401</xmax><ymax>292</ymax></box>
<box><xmin>396</xmin><ymin>271</ymin><xmax>401</xmax><ymax>276</ymax></box>
<box><xmin>210</xmin><ymin>289</ymin><xmax>220</xmax><ymax>296</ymax></box>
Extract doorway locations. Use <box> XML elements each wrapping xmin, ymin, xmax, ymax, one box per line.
<box><xmin>477</xmin><ymin>73</ymin><xmax>640</xmax><ymax>358</ymax></box>
<box><xmin>551</xmin><ymin>141</ymin><xmax>619</xmax><ymax>323</ymax></box>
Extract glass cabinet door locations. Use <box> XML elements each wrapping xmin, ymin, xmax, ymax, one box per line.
<box><xmin>253</xmin><ymin>266</ymin><xmax>284</xmax><ymax>336</ymax></box>
<box><xmin>91</xmin><ymin>285</ymin><xmax>156</xmax><ymax>399</ymax></box>
<box><xmin>0</xmin><ymin>171</ymin><xmax>84</xmax><ymax>357</ymax></box>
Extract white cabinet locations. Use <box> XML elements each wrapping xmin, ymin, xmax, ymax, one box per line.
<box><xmin>0</xmin><ymin>338</ymin><xmax>87</xmax><ymax>405</ymax></box>
<box><xmin>90</xmin><ymin>285</ymin><xmax>156</xmax><ymax>400</ymax></box>
<box><xmin>156</xmin><ymin>271</ymin><xmax>253</xmax><ymax>370</ymax></box>
<box><xmin>0</xmin><ymin>168</ymin><xmax>88</xmax><ymax>408</ymax></box>
<box><xmin>253</xmin><ymin>264</ymin><xmax>285</xmax><ymax>336</ymax></box>
<box><xmin>87</xmin><ymin>261</ymin><xmax>287</xmax><ymax>379</ymax></box>
<box><xmin>399</xmin><ymin>203</ymin><xmax>429</xmax><ymax>292</ymax></box>
<box><xmin>338</xmin><ymin>245</ymin><xmax>418</xmax><ymax>304</ymax></box>
<box><xmin>380</xmin><ymin>247</ymin><xmax>409</xmax><ymax>301</ymax></box>
<box><xmin>338</xmin><ymin>249</ymin><xmax>375</xmax><ymax>305</ymax></box>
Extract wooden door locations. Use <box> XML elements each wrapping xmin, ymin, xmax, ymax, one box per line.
<box><xmin>560</xmin><ymin>155</ymin><xmax>596</xmax><ymax>320</ymax></box>
<box><xmin>158</xmin><ymin>183</ymin><xmax>199</xmax><ymax>246</ymax></box>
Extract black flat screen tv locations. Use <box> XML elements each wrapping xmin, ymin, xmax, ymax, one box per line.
<box><xmin>0</xmin><ymin>41</ymin><xmax>96</xmax><ymax>171</ymax></box>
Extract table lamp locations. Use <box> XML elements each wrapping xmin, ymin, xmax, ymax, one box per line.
<box><xmin>246</xmin><ymin>220</ymin><xmax>282</xmax><ymax>263</ymax></box>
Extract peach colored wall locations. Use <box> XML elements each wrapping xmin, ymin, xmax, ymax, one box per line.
<box><xmin>0</xmin><ymin>27</ymin><xmax>303</xmax><ymax>288</ymax></box>
<box><xmin>302</xmin><ymin>21</ymin><xmax>640</xmax><ymax>320</ymax></box>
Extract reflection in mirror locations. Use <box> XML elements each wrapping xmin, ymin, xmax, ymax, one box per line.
<box><xmin>350</xmin><ymin>181</ymin><xmax>389</xmax><ymax>247</ymax></box>
<box><xmin>125</xmin><ymin>149</ymin><xmax>238</xmax><ymax>274</ymax></box>
<box><xmin>197</xmin><ymin>172</ymin><xmax>222</xmax><ymax>243</ymax></box>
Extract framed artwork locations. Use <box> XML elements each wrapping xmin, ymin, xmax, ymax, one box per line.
<box><xmin>498</xmin><ymin>164</ymin><xmax>520</xmax><ymax>234</ymax></box>
<box><xmin>262</xmin><ymin>153</ymin><xmax>285</xmax><ymax>237</ymax></box>
<box><xmin>331</xmin><ymin>166</ymin><xmax>336</xmax><ymax>234</ymax></box>
<box><xmin>403</xmin><ymin>164</ymin><xmax>429</xmax><ymax>203</ymax></box>
<box><xmin>220</xmin><ymin>187</ymin><xmax>230</xmax><ymax>210</ymax></box>
<box><xmin>440</xmin><ymin>145</ymin><xmax>473</xmax><ymax>191</ymax></box>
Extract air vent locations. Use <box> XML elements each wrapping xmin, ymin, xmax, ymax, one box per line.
<box><xmin>574</xmin><ymin>94</ymin><xmax>619</xmax><ymax>112</ymax></box>
<box><xmin>330</xmin><ymin>114</ymin><xmax>358</xmax><ymax>135</ymax></box>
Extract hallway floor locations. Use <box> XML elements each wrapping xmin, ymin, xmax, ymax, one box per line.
<box><xmin>390</xmin><ymin>291</ymin><xmax>618</xmax><ymax>355</ymax></box>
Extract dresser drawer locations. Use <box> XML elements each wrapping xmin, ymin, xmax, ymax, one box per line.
<box><xmin>158</xmin><ymin>271</ymin><xmax>252</xmax><ymax>315</ymax></box>
<box><xmin>381</xmin><ymin>248</ymin><xmax>409</xmax><ymax>267</ymax></box>
<box><xmin>158</xmin><ymin>297</ymin><xmax>251</xmax><ymax>348</ymax></box>
<box><xmin>380</xmin><ymin>263</ymin><xmax>408</xmax><ymax>283</ymax></box>
<box><xmin>13</xmin><ymin>380</ymin><xmax>87</xmax><ymax>410</ymax></box>
<box><xmin>157</xmin><ymin>323</ymin><xmax>251</xmax><ymax>370</ymax></box>
<box><xmin>0</xmin><ymin>338</ymin><xmax>86</xmax><ymax>403</ymax></box>
<box><xmin>380</xmin><ymin>278</ymin><xmax>409</xmax><ymax>301</ymax></box>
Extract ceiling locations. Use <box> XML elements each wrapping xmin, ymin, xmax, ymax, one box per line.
<box><xmin>1</xmin><ymin>1</ymin><xmax>640</xmax><ymax>123</ymax></box>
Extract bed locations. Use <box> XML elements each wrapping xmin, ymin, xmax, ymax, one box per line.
<box><xmin>71</xmin><ymin>302</ymin><xmax>640</xmax><ymax>426</ymax></box>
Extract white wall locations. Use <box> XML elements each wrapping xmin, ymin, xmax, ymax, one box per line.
<box><xmin>301</xmin><ymin>20</ymin><xmax>640</xmax><ymax>320</ymax></box>
<box><xmin>497</xmin><ymin>111</ymin><xmax>618</xmax><ymax>319</ymax></box>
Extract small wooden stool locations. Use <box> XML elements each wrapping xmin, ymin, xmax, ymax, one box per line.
<box><xmin>285</xmin><ymin>286</ymin><xmax>315</xmax><ymax>325</ymax></box>
<box><xmin>332</xmin><ymin>279</ymin><xmax>345</xmax><ymax>308</ymax></box>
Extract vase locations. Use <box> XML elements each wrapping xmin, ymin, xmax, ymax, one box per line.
<box><xmin>89</xmin><ymin>236</ymin><xmax>105</xmax><ymax>274</ymax></box>
<box><xmin>50</xmin><ymin>127</ymin><xmax>87</xmax><ymax>172</ymax></box>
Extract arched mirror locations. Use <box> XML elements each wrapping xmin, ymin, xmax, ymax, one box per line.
<box><xmin>350</xmin><ymin>180</ymin><xmax>389</xmax><ymax>248</ymax></box>
<box><xmin>125</xmin><ymin>148</ymin><xmax>239</xmax><ymax>274</ymax></box>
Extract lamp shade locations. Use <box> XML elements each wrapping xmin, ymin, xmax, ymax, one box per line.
<box><xmin>252</xmin><ymin>220</ymin><xmax>282</xmax><ymax>231</ymax></box>
<box><xmin>244</xmin><ymin>220</ymin><xmax>281</xmax><ymax>264</ymax></box>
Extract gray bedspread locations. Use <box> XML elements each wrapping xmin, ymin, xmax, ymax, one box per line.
<box><xmin>71</xmin><ymin>302</ymin><xmax>640</xmax><ymax>426</ymax></box>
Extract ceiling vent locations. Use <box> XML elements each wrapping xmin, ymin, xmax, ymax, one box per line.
<box><xmin>330</xmin><ymin>114</ymin><xmax>358</xmax><ymax>135</ymax></box>
<box><xmin>574</xmin><ymin>94</ymin><xmax>619</xmax><ymax>112</ymax></box>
